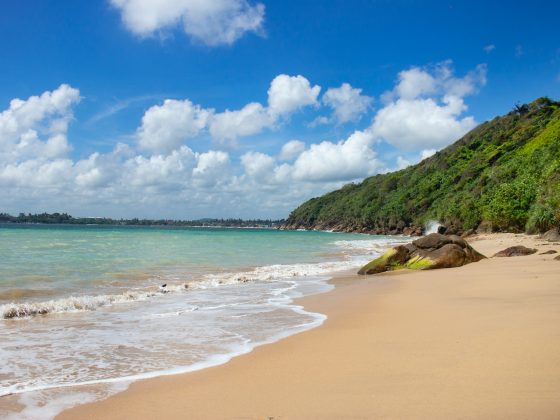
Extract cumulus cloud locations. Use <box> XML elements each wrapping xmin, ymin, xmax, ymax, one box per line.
<box><xmin>420</xmin><ymin>149</ymin><xmax>437</xmax><ymax>160</ymax></box>
<box><xmin>372</xmin><ymin>61</ymin><xmax>486</xmax><ymax>150</ymax></box>
<box><xmin>193</xmin><ymin>150</ymin><xmax>230</xmax><ymax>187</ymax></box>
<box><xmin>110</xmin><ymin>0</ymin><xmax>265</xmax><ymax>46</ymax></box>
<box><xmin>393</xmin><ymin>67</ymin><xmax>437</xmax><ymax>100</ymax></box>
<box><xmin>2</xmin><ymin>61</ymin><xmax>488</xmax><ymax>219</ymax></box>
<box><xmin>0</xmin><ymin>84</ymin><xmax>80</xmax><ymax>164</ymax></box>
<box><xmin>241</xmin><ymin>151</ymin><xmax>275</xmax><ymax>179</ymax></box>
<box><xmin>291</xmin><ymin>130</ymin><xmax>380</xmax><ymax>182</ymax></box>
<box><xmin>0</xmin><ymin>86</ymin><xmax>239</xmax><ymax>216</ymax></box>
<box><xmin>209</xmin><ymin>102</ymin><xmax>273</xmax><ymax>144</ymax></box>
<box><xmin>138</xmin><ymin>99</ymin><xmax>212</xmax><ymax>154</ymax></box>
<box><xmin>372</xmin><ymin>96</ymin><xmax>476</xmax><ymax>150</ymax></box>
<box><xmin>278</xmin><ymin>140</ymin><xmax>305</xmax><ymax>161</ymax></box>
<box><xmin>241</xmin><ymin>129</ymin><xmax>381</xmax><ymax>186</ymax></box>
<box><xmin>484</xmin><ymin>44</ymin><xmax>496</xmax><ymax>53</ymax></box>
<box><xmin>209</xmin><ymin>74</ymin><xmax>320</xmax><ymax>144</ymax></box>
<box><xmin>322</xmin><ymin>83</ymin><xmax>372</xmax><ymax>124</ymax></box>
<box><xmin>267</xmin><ymin>74</ymin><xmax>321</xmax><ymax>116</ymax></box>
<box><xmin>396</xmin><ymin>156</ymin><xmax>411</xmax><ymax>170</ymax></box>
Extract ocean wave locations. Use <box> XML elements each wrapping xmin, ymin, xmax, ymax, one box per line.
<box><xmin>333</xmin><ymin>237</ymin><xmax>409</xmax><ymax>253</ymax></box>
<box><xmin>0</xmin><ymin>288</ymin><xmax>168</xmax><ymax>319</ymax></box>
<box><xmin>1</xmin><ymin>236</ymin><xmax>406</xmax><ymax>320</ymax></box>
<box><xmin>201</xmin><ymin>259</ymin><xmax>364</xmax><ymax>286</ymax></box>
<box><xmin>1</xmin><ymin>257</ymin><xmax>368</xmax><ymax>319</ymax></box>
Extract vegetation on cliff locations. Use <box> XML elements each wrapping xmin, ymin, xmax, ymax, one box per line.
<box><xmin>283</xmin><ymin>97</ymin><xmax>560</xmax><ymax>234</ymax></box>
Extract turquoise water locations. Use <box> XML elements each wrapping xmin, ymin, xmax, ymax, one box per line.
<box><xmin>0</xmin><ymin>225</ymin><xmax>365</xmax><ymax>302</ymax></box>
<box><xmin>0</xmin><ymin>224</ymin><xmax>406</xmax><ymax>419</ymax></box>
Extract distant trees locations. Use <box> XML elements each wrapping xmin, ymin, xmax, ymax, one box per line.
<box><xmin>0</xmin><ymin>212</ymin><xmax>285</xmax><ymax>228</ymax></box>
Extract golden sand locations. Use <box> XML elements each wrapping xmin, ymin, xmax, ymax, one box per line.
<box><xmin>59</xmin><ymin>233</ymin><xmax>560</xmax><ymax>419</ymax></box>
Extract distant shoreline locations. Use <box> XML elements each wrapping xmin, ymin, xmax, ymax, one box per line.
<box><xmin>0</xmin><ymin>212</ymin><xmax>284</xmax><ymax>228</ymax></box>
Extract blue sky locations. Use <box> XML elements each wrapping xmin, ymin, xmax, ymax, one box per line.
<box><xmin>0</xmin><ymin>0</ymin><xmax>558</xmax><ymax>219</ymax></box>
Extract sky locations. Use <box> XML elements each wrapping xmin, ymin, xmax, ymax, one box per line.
<box><xmin>1</xmin><ymin>0</ymin><xmax>559</xmax><ymax>219</ymax></box>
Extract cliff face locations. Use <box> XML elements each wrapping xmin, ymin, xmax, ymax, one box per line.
<box><xmin>282</xmin><ymin>98</ymin><xmax>560</xmax><ymax>235</ymax></box>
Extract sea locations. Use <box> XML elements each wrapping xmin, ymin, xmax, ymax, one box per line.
<box><xmin>0</xmin><ymin>224</ymin><xmax>406</xmax><ymax>419</ymax></box>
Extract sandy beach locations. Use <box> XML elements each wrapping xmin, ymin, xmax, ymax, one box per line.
<box><xmin>58</xmin><ymin>233</ymin><xmax>560</xmax><ymax>419</ymax></box>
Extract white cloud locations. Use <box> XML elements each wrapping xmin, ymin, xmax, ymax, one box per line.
<box><xmin>396</xmin><ymin>156</ymin><xmax>411</xmax><ymax>170</ymax></box>
<box><xmin>372</xmin><ymin>61</ymin><xmax>485</xmax><ymax>151</ymax></box>
<box><xmin>267</xmin><ymin>74</ymin><xmax>321</xmax><ymax>116</ymax></box>
<box><xmin>124</xmin><ymin>146</ymin><xmax>197</xmax><ymax>188</ymax></box>
<box><xmin>1</xmin><ymin>61</ymin><xmax>488</xmax><ymax>219</ymax></box>
<box><xmin>241</xmin><ymin>151</ymin><xmax>275</xmax><ymax>179</ymax></box>
<box><xmin>420</xmin><ymin>149</ymin><xmax>436</xmax><ymax>160</ymax></box>
<box><xmin>372</xmin><ymin>96</ymin><xmax>476</xmax><ymax>150</ymax></box>
<box><xmin>193</xmin><ymin>150</ymin><xmax>230</xmax><ymax>187</ymax></box>
<box><xmin>0</xmin><ymin>84</ymin><xmax>80</xmax><ymax>163</ymax></box>
<box><xmin>137</xmin><ymin>99</ymin><xmax>212</xmax><ymax>154</ymax></box>
<box><xmin>322</xmin><ymin>83</ymin><xmax>372</xmax><ymax>124</ymax></box>
<box><xmin>394</xmin><ymin>67</ymin><xmax>437</xmax><ymax>100</ymax></box>
<box><xmin>208</xmin><ymin>74</ymin><xmax>320</xmax><ymax>144</ymax></box>
<box><xmin>278</xmin><ymin>139</ymin><xmax>305</xmax><ymax>161</ymax></box>
<box><xmin>110</xmin><ymin>0</ymin><xmax>265</xmax><ymax>46</ymax></box>
<box><xmin>0</xmin><ymin>158</ymin><xmax>74</xmax><ymax>188</ymax></box>
<box><xmin>291</xmin><ymin>129</ymin><xmax>380</xmax><ymax>182</ymax></box>
<box><xmin>241</xmin><ymin>129</ymin><xmax>382</xmax><ymax>185</ymax></box>
<box><xmin>484</xmin><ymin>44</ymin><xmax>495</xmax><ymax>53</ymax></box>
<box><xmin>209</xmin><ymin>102</ymin><xmax>273</xmax><ymax>144</ymax></box>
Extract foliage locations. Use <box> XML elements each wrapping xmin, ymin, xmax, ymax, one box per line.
<box><xmin>285</xmin><ymin>97</ymin><xmax>560</xmax><ymax>233</ymax></box>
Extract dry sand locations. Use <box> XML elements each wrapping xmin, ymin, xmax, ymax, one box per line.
<box><xmin>59</xmin><ymin>233</ymin><xmax>560</xmax><ymax>419</ymax></box>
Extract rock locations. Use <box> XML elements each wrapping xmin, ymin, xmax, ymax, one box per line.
<box><xmin>402</xmin><ymin>225</ymin><xmax>424</xmax><ymax>236</ymax></box>
<box><xmin>554</xmin><ymin>255</ymin><xmax>560</xmax><ymax>261</ymax></box>
<box><xmin>476</xmin><ymin>220</ymin><xmax>493</xmax><ymax>233</ymax></box>
<box><xmin>493</xmin><ymin>246</ymin><xmax>537</xmax><ymax>257</ymax></box>
<box><xmin>358</xmin><ymin>233</ymin><xmax>486</xmax><ymax>275</ymax></box>
<box><xmin>542</xmin><ymin>227</ymin><xmax>560</xmax><ymax>242</ymax></box>
<box><xmin>539</xmin><ymin>250</ymin><xmax>558</xmax><ymax>255</ymax></box>
<box><xmin>412</xmin><ymin>233</ymin><xmax>467</xmax><ymax>250</ymax></box>
<box><xmin>461</xmin><ymin>228</ymin><xmax>476</xmax><ymax>238</ymax></box>
<box><xmin>437</xmin><ymin>225</ymin><xmax>448</xmax><ymax>234</ymax></box>
<box><xmin>357</xmin><ymin>245</ymin><xmax>411</xmax><ymax>275</ymax></box>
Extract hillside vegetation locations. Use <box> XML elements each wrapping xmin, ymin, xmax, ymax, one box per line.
<box><xmin>283</xmin><ymin>97</ymin><xmax>560</xmax><ymax>234</ymax></box>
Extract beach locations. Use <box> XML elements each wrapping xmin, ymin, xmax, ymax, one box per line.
<box><xmin>58</xmin><ymin>233</ymin><xmax>560</xmax><ymax>419</ymax></box>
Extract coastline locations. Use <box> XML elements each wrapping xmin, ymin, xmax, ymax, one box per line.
<box><xmin>58</xmin><ymin>233</ymin><xmax>560</xmax><ymax>419</ymax></box>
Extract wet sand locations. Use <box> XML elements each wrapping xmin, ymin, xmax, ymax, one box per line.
<box><xmin>59</xmin><ymin>233</ymin><xmax>560</xmax><ymax>419</ymax></box>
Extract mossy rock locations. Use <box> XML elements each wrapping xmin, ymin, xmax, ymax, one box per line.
<box><xmin>358</xmin><ymin>233</ymin><xmax>486</xmax><ymax>275</ymax></box>
<box><xmin>357</xmin><ymin>246</ymin><xmax>411</xmax><ymax>275</ymax></box>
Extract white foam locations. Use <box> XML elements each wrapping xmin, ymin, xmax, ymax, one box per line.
<box><xmin>333</xmin><ymin>236</ymin><xmax>409</xmax><ymax>253</ymax></box>
<box><xmin>1</xmin><ymin>288</ymin><xmax>163</xmax><ymax>319</ymax></box>
<box><xmin>2</xmin><ymin>250</ymin><xmax>370</xmax><ymax>320</ymax></box>
<box><xmin>424</xmin><ymin>220</ymin><xmax>441</xmax><ymax>234</ymax></box>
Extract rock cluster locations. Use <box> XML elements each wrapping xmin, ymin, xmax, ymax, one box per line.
<box><xmin>358</xmin><ymin>233</ymin><xmax>486</xmax><ymax>275</ymax></box>
<box><xmin>493</xmin><ymin>246</ymin><xmax>537</xmax><ymax>257</ymax></box>
<box><xmin>541</xmin><ymin>227</ymin><xmax>560</xmax><ymax>242</ymax></box>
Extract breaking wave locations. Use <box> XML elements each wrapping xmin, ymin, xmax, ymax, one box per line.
<box><xmin>1</xmin><ymin>257</ymin><xmax>372</xmax><ymax>319</ymax></box>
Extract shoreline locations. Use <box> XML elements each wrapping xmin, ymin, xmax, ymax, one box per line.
<box><xmin>58</xmin><ymin>232</ymin><xmax>560</xmax><ymax>419</ymax></box>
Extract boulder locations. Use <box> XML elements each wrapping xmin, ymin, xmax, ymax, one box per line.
<box><xmin>358</xmin><ymin>233</ymin><xmax>486</xmax><ymax>275</ymax></box>
<box><xmin>554</xmin><ymin>255</ymin><xmax>560</xmax><ymax>261</ymax></box>
<box><xmin>493</xmin><ymin>246</ymin><xmax>537</xmax><ymax>257</ymax></box>
<box><xmin>542</xmin><ymin>227</ymin><xmax>560</xmax><ymax>242</ymax></box>
<box><xmin>461</xmin><ymin>228</ymin><xmax>476</xmax><ymax>238</ymax></box>
<box><xmin>539</xmin><ymin>250</ymin><xmax>558</xmax><ymax>255</ymax></box>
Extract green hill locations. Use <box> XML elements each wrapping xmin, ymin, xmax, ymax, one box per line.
<box><xmin>282</xmin><ymin>97</ymin><xmax>560</xmax><ymax>235</ymax></box>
